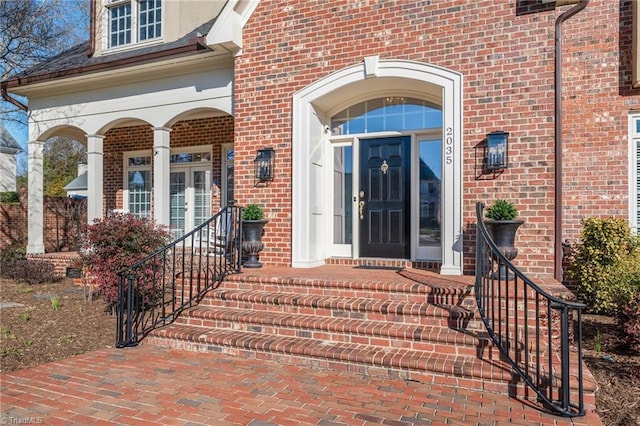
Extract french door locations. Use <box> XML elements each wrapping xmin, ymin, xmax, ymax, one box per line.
<box><xmin>169</xmin><ymin>165</ymin><xmax>211</xmax><ymax>238</ymax></box>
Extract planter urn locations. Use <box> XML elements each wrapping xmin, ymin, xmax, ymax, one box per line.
<box><xmin>484</xmin><ymin>219</ymin><xmax>524</xmax><ymax>279</ymax></box>
<box><xmin>242</xmin><ymin>219</ymin><xmax>268</xmax><ymax>268</ymax></box>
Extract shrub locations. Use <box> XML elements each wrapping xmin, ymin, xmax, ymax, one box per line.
<box><xmin>0</xmin><ymin>246</ymin><xmax>59</xmax><ymax>284</ymax></box>
<box><xmin>484</xmin><ymin>199</ymin><xmax>518</xmax><ymax>221</ymax></box>
<box><xmin>242</xmin><ymin>203</ymin><xmax>265</xmax><ymax>221</ymax></box>
<box><xmin>617</xmin><ymin>290</ymin><xmax>640</xmax><ymax>355</ymax></box>
<box><xmin>0</xmin><ymin>245</ymin><xmax>26</xmax><ymax>263</ymax></box>
<box><xmin>0</xmin><ymin>191</ymin><xmax>20</xmax><ymax>204</ymax></box>
<box><xmin>567</xmin><ymin>217</ymin><xmax>640</xmax><ymax>314</ymax></box>
<box><xmin>80</xmin><ymin>212</ymin><xmax>171</xmax><ymax>309</ymax></box>
<box><xmin>1</xmin><ymin>258</ymin><xmax>60</xmax><ymax>285</ymax></box>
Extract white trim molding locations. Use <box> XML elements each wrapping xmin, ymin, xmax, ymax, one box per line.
<box><xmin>292</xmin><ymin>59</ymin><xmax>463</xmax><ymax>275</ymax></box>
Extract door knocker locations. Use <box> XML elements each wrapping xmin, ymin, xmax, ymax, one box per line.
<box><xmin>380</xmin><ymin>160</ymin><xmax>388</xmax><ymax>175</ymax></box>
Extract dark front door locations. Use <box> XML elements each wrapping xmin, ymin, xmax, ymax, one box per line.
<box><xmin>359</xmin><ymin>136</ymin><xmax>411</xmax><ymax>258</ymax></box>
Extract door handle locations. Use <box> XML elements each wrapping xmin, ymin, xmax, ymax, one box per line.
<box><xmin>358</xmin><ymin>190</ymin><xmax>365</xmax><ymax>220</ymax></box>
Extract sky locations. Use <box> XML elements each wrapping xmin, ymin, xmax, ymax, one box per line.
<box><xmin>2</xmin><ymin>0</ymin><xmax>89</xmax><ymax>176</ymax></box>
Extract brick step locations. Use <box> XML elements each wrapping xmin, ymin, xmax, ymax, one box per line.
<box><xmin>146</xmin><ymin>326</ymin><xmax>516</xmax><ymax>393</ymax></box>
<box><xmin>150</xmin><ymin>268</ymin><xmax>597</xmax><ymax>412</ymax></box>
<box><xmin>173</xmin><ymin>305</ymin><xmax>499</xmax><ymax>358</ymax></box>
<box><xmin>196</xmin><ymin>288</ymin><xmax>481</xmax><ymax>329</ymax></box>
<box><xmin>224</xmin><ymin>271</ymin><xmax>475</xmax><ymax>303</ymax></box>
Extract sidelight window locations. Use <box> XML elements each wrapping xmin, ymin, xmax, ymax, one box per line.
<box><xmin>631</xmin><ymin>115</ymin><xmax>640</xmax><ymax>233</ymax></box>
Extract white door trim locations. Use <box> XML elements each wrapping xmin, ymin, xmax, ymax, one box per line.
<box><xmin>292</xmin><ymin>59</ymin><xmax>463</xmax><ymax>275</ymax></box>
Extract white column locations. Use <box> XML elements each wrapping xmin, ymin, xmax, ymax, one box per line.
<box><xmin>439</xmin><ymin>77</ymin><xmax>463</xmax><ymax>276</ymax></box>
<box><xmin>86</xmin><ymin>135</ymin><xmax>104</xmax><ymax>224</ymax></box>
<box><xmin>153</xmin><ymin>127</ymin><xmax>171</xmax><ymax>226</ymax></box>
<box><xmin>26</xmin><ymin>140</ymin><xmax>44</xmax><ymax>254</ymax></box>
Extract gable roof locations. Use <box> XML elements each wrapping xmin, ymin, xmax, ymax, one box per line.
<box><xmin>3</xmin><ymin>17</ymin><xmax>219</xmax><ymax>89</ymax></box>
<box><xmin>0</xmin><ymin>124</ymin><xmax>23</xmax><ymax>154</ymax></box>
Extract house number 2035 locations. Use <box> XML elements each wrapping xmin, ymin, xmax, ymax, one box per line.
<box><xmin>445</xmin><ymin>127</ymin><xmax>453</xmax><ymax>165</ymax></box>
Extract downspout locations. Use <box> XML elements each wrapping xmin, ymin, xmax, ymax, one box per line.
<box><xmin>554</xmin><ymin>0</ymin><xmax>589</xmax><ymax>281</ymax></box>
<box><xmin>87</xmin><ymin>0</ymin><xmax>96</xmax><ymax>57</ymax></box>
<box><xmin>1</xmin><ymin>81</ymin><xmax>28</xmax><ymax>111</ymax></box>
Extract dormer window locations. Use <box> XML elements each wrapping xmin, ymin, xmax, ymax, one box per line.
<box><xmin>106</xmin><ymin>0</ymin><xmax>162</xmax><ymax>48</ymax></box>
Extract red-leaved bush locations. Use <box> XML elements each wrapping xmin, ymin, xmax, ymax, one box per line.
<box><xmin>80</xmin><ymin>213</ymin><xmax>171</xmax><ymax>309</ymax></box>
<box><xmin>617</xmin><ymin>294</ymin><xmax>640</xmax><ymax>355</ymax></box>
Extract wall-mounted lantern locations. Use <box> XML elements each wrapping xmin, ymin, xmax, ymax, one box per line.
<box><xmin>485</xmin><ymin>131</ymin><xmax>509</xmax><ymax>171</ymax></box>
<box><xmin>254</xmin><ymin>147</ymin><xmax>275</xmax><ymax>184</ymax></box>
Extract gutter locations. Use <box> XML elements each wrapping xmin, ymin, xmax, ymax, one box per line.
<box><xmin>554</xmin><ymin>0</ymin><xmax>589</xmax><ymax>281</ymax></box>
<box><xmin>1</xmin><ymin>81</ymin><xmax>28</xmax><ymax>111</ymax></box>
<box><xmin>3</xmin><ymin>37</ymin><xmax>211</xmax><ymax>90</ymax></box>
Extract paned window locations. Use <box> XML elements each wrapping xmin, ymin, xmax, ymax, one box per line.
<box><xmin>125</xmin><ymin>153</ymin><xmax>152</xmax><ymax>219</ymax></box>
<box><xmin>109</xmin><ymin>3</ymin><xmax>131</xmax><ymax>47</ymax></box>
<box><xmin>139</xmin><ymin>0</ymin><xmax>162</xmax><ymax>41</ymax></box>
<box><xmin>107</xmin><ymin>0</ymin><xmax>162</xmax><ymax>48</ymax></box>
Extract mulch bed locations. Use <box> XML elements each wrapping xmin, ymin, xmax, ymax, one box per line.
<box><xmin>0</xmin><ymin>278</ymin><xmax>115</xmax><ymax>373</ymax></box>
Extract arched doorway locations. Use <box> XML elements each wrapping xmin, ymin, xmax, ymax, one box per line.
<box><xmin>292</xmin><ymin>58</ymin><xmax>463</xmax><ymax>275</ymax></box>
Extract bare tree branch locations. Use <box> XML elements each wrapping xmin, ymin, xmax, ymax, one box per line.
<box><xmin>1</xmin><ymin>0</ymin><xmax>90</xmax><ymax>123</ymax></box>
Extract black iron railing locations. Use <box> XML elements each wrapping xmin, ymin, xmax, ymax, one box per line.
<box><xmin>475</xmin><ymin>202</ymin><xmax>585</xmax><ymax>417</ymax></box>
<box><xmin>116</xmin><ymin>205</ymin><xmax>243</xmax><ymax>348</ymax></box>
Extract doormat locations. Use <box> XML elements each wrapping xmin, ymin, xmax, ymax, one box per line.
<box><xmin>353</xmin><ymin>265</ymin><xmax>405</xmax><ymax>270</ymax></box>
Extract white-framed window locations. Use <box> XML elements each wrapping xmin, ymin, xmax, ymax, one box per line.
<box><xmin>106</xmin><ymin>0</ymin><xmax>162</xmax><ymax>49</ymax></box>
<box><xmin>123</xmin><ymin>151</ymin><xmax>152</xmax><ymax>219</ymax></box>
<box><xmin>631</xmin><ymin>115</ymin><xmax>640</xmax><ymax>233</ymax></box>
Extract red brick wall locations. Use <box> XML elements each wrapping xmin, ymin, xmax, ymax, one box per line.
<box><xmin>0</xmin><ymin>190</ymin><xmax>86</xmax><ymax>253</ymax></box>
<box><xmin>230</xmin><ymin>0</ymin><xmax>639</xmax><ymax>274</ymax></box>
<box><xmin>0</xmin><ymin>199</ymin><xmax>27</xmax><ymax>250</ymax></box>
<box><xmin>102</xmin><ymin>117</ymin><xmax>234</xmax><ymax>213</ymax></box>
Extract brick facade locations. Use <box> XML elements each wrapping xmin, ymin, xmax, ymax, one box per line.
<box><xmin>225</xmin><ymin>0</ymin><xmax>639</xmax><ymax>274</ymax></box>
<box><xmin>18</xmin><ymin>1</ymin><xmax>635</xmax><ymax>277</ymax></box>
<box><xmin>102</xmin><ymin>117</ymin><xmax>235</xmax><ymax>214</ymax></box>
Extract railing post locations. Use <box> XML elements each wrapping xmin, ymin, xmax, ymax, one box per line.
<box><xmin>559</xmin><ymin>304</ymin><xmax>571</xmax><ymax>410</ymax></box>
<box><xmin>116</xmin><ymin>274</ymin><xmax>125</xmax><ymax>347</ymax></box>
<box><xmin>125</xmin><ymin>273</ymin><xmax>135</xmax><ymax>346</ymax></box>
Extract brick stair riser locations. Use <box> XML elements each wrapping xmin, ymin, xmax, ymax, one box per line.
<box><xmin>175</xmin><ymin>288</ymin><xmax>555</xmax><ymax>361</ymax></box>
<box><xmin>172</xmin><ymin>313</ymin><xmax>499</xmax><ymax>358</ymax></box>
<box><xmin>196</xmin><ymin>294</ymin><xmax>479</xmax><ymax>330</ymax></box>
<box><xmin>177</xmin><ymin>277</ymin><xmax>476</xmax><ymax>308</ymax></box>
<box><xmin>145</xmin><ymin>334</ymin><xmax>516</xmax><ymax>392</ymax></box>
<box><xmin>180</xmin><ymin>288</ymin><xmax>551</xmax><ymax>348</ymax></box>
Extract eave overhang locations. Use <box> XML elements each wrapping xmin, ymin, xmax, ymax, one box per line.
<box><xmin>3</xmin><ymin>38</ymin><xmax>226</xmax><ymax>96</ymax></box>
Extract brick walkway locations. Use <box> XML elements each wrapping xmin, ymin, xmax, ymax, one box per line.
<box><xmin>1</xmin><ymin>344</ymin><xmax>603</xmax><ymax>426</ymax></box>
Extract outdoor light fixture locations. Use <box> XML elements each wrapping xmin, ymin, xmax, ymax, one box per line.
<box><xmin>254</xmin><ymin>147</ymin><xmax>275</xmax><ymax>183</ymax></box>
<box><xmin>485</xmin><ymin>131</ymin><xmax>509</xmax><ymax>171</ymax></box>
